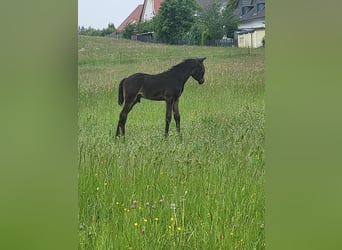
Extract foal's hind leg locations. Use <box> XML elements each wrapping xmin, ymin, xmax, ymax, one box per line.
<box><xmin>115</xmin><ymin>96</ymin><xmax>138</xmax><ymax>138</ymax></box>
<box><xmin>173</xmin><ymin>99</ymin><xmax>183</xmax><ymax>141</ymax></box>
<box><xmin>173</xmin><ymin>99</ymin><xmax>181</xmax><ymax>133</ymax></box>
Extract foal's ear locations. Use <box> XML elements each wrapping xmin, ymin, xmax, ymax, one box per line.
<box><xmin>199</xmin><ymin>57</ymin><xmax>207</xmax><ymax>62</ymax></box>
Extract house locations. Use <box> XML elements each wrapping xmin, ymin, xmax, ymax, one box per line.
<box><xmin>117</xmin><ymin>4</ymin><xmax>144</xmax><ymax>31</ymax></box>
<box><xmin>141</xmin><ymin>0</ymin><xmax>163</xmax><ymax>22</ymax></box>
<box><xmin>233</xmin><ymin>0</ymin><xmax>265</xmax><ymax>48</ymax></box>
<box><xmin>118</xmin><ymin>0</ymin><xmax>218</xmax><ymax>31</ymax></box>
<box><xmin>140</xmin><ymin>0</ymin><xmax>219</xmax><ymax>22</ymax></box>
<box><xmin>117</xmin><ymin>1</ymin><xmax>266</xmax><ymax>48</ymax></box>
<box><xmin>118</xmin><ymin>0</ymin><xmax>163</xmax><ymax>31</ymax></box>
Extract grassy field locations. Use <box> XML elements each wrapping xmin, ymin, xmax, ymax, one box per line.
<box><xmin>78</xmin><ymin>35</ymin><xmax>265</xmax><ymax>249</ymax></box>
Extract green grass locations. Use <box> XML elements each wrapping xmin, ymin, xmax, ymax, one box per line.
<box><xmin>78</xmin><ymin>35</ymin><xmax>265</xmax><ymax>249</ymax></box>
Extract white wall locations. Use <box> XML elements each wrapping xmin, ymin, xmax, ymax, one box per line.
<box><xmin>238</xmin><ymin>18</ymin><xmax>265</xmax><ymax>30</ymax></box>
<box><xmin>142</xmin><ymin>0</ymin><xmax>154</xmax><ymax>21</ymax></box>
<box><xmin>238</xmin><ymin>29</ymin><xmax>265</xmax><ymax>48</ymax></box>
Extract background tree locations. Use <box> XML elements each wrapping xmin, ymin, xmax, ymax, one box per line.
<box><xmin>136</xmin><ymin>19</ymin><xmax>157</xmax><ymax>34</ymax></box>
<box><xmin>78</xmin><ymin>23</ymin><xmax>117</xmax><ymax>37</ymax></box>
<box><xmin>227</xmin><ymin>0</ymin><xmax>239</xmax><ymax>10</ymax></box>
<box><xmin>187</xmin><ymin>21</ymin><xmax>206</xmax><ymax>45</ymax></box>
<box><xmin>188</xmin><ymin>1</ymin><xmax>239</xmax><ymax>45</ymax></box>
<box><xmin>121</xmin><ymin>20</ymin><xmax>157</xmax><ymax>40</ymax></box>
<box><xmin>122</xmin><ymin>24</ymin><xmax>136</xmax><ymax>39</ymax></box>
<box><xmin>78</xmin><ymin>26</ymin><xmax>101</xmax><ymax>36</ymax></box>
<box><xmin>155</xmin><ymin>0</ymin><xmax>199</xmax><ymax>44</ymax></box>
<box><xmin>200</xmin><ymin>1</ymin><xmax>225</xmax><ymax>45</ymax></box>
<box><xmin>117</xmin><ymin>0</ymin><xmax>239</xmax><ymax>44</ymax></box>
<box><xmin>101</xmin><ymin>23</ymin><xmax>116</xmax><ymax>36</ymax></box>
<box><xmin>222</xmin><ymin>2</ymin><xmax>239</xmax><ymax>38</ymax></box>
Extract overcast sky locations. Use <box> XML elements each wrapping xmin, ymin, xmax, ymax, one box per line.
<box><xmin>78</xmin><ymin>0</ymin><xmax>143</xmax><ymax>29</ymax></box>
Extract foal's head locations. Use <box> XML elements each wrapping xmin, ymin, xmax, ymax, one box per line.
<box><xmin>191</xmin><ymin>57</ymin><xmax>207</xmax><ymax>84</ymax></box>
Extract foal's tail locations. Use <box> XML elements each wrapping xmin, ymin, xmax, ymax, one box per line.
<box><xmin>118</xmin><ymin>78</ymin><xmax>125</xmax><ymax>106</ymax></box>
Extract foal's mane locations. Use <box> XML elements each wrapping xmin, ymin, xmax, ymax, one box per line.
<box><xmin>163</xmin><ymin>58</ymin><xmax>197</xmax><ymax>74</ymax></box>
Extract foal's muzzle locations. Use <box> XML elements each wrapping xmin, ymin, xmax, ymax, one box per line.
<box><xmin>198</xmin><ymin>78</ymin><xmax>205</xmax><ymax>84</ymax></box>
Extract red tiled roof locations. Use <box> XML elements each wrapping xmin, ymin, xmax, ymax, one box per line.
<box><xmin>118</xmin><ymin>0</ymin><xmax>164</xmax><ymax>31</ymax></box>
<box><xmin>117</xmin><ymin>4</ymin><xmax>143</xmax><ymax>31</ymax></box>
<box><xmin>154</xmin><ymin>0</ymin><xmax>163</xmax><ymax>14</ymax></box>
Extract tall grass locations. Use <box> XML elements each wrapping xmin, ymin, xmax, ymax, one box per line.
<box><xmin>78</xmin><ymin>36</ymin><xmax>265</xmax><ymax>249</ymax></box>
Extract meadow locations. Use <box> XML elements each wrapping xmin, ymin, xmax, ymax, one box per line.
<box><xmin>78</xmin><ymin>35</ymin><xmax>265</xmax><ymax>249</ymax></box>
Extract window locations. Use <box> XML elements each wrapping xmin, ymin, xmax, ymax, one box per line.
<box><xmin>242</xmin><ymin>6</ymin><xmax>252</xmax><ymax>15</ymax></box>
<box><xmin>257</xmin><ymin>3</ymin><xmax>265</xmax><ymax>12</ymax></box>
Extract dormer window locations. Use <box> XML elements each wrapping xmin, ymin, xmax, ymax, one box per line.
<box><xmin>242</xmin><ymin>6</ymin><xmax>252</xmax><ymax>15</ymax></box>
<box><xmin>257</xmin><ymin>3</ymin><xmax>265</xmax><ymax>12</ymax></box>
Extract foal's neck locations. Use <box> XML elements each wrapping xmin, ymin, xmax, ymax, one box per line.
<box><xmin>168</xmin><ymin>61</ymin><xmax>194</xmax><ymax>85</ymax></box>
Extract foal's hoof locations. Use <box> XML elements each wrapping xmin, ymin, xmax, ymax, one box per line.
<box><xmin>115</xmin><ymin>135</ymin><xmax>125</xmax><ymax>141</ymax></box>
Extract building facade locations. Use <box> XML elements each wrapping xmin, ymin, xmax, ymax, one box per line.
<box><xmin>118</xmin><ymin>0</ymin><xmax>266</xmax><ymax>48</ymax></box>
<box><xmin>234</xmin><ymin>0</ymin><xmax>265</xmax><ymax>48</ymax></box>
<box><xmin>118</xmin><ymin>0</ymin><xmax>218</xmax><ymax>31</ymax></box>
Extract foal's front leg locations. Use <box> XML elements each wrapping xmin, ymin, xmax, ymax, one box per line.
<box><xmin>164</xmin><ymin>100</ymin><xmax>173</xmax><ymax>137</ymax></box>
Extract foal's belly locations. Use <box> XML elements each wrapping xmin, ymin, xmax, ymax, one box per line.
<box><xmin>142</xmin><ymin>92</ymin><xmax>164</xmax><ymax>101</ymax></box>
<box><xmin>140</xmin><ymin>89</ymin><xmax>165</xmax><ymax>101</ymax></box>
<box><xmin>140</xmin><ymin>88</ymin><xmax>182</xmax><ymax>101</ymax></box>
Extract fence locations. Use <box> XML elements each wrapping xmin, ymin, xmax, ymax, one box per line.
<box><xmin>204</xmin><ymin>38</ymin><xmax>236</xmax><ymax>47</ymax></box>
<box><xmin>128</xmin><ymin>32</ymin><xmax>237</xmax><ymax>47</ymax></box>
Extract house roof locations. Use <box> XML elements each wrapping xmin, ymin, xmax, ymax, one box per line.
<box><xmin>154</xmin><ymin>0</ymin><xmax>163</xmax><ymax>14</ymax></box>
<box><xmin>241</xmin><ymin>0</ymin><xmax>254</xmax><ymax>6</ymax></box>
<box><xmin>117</xmin><ymin>4</ymin><xmax>143</xmax><ymax>31</ymax></box>
<box><xmin>242</xmin><ymin>6</ymin><xmax>264</xmax><ymax>21</ymax></box>
<box><xmin>142</xmin><ymin>0</ymin><xmax>163</xmax><ymax>19</ymax></box>
<box><xmin>234</xmin><ymin>0</ymin><xmax>265</xmax><ymax>22</ymax></box>
<box><xmin>118</xmin><ymin>0</ymin><xmax>231</xmax><ymax>31</ymax></box>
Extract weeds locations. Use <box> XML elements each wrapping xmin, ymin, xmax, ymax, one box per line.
<box><xmin>79</xmin><ymin>36</ymin><xmax>265</xmax><ymax>249</ymax></box>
